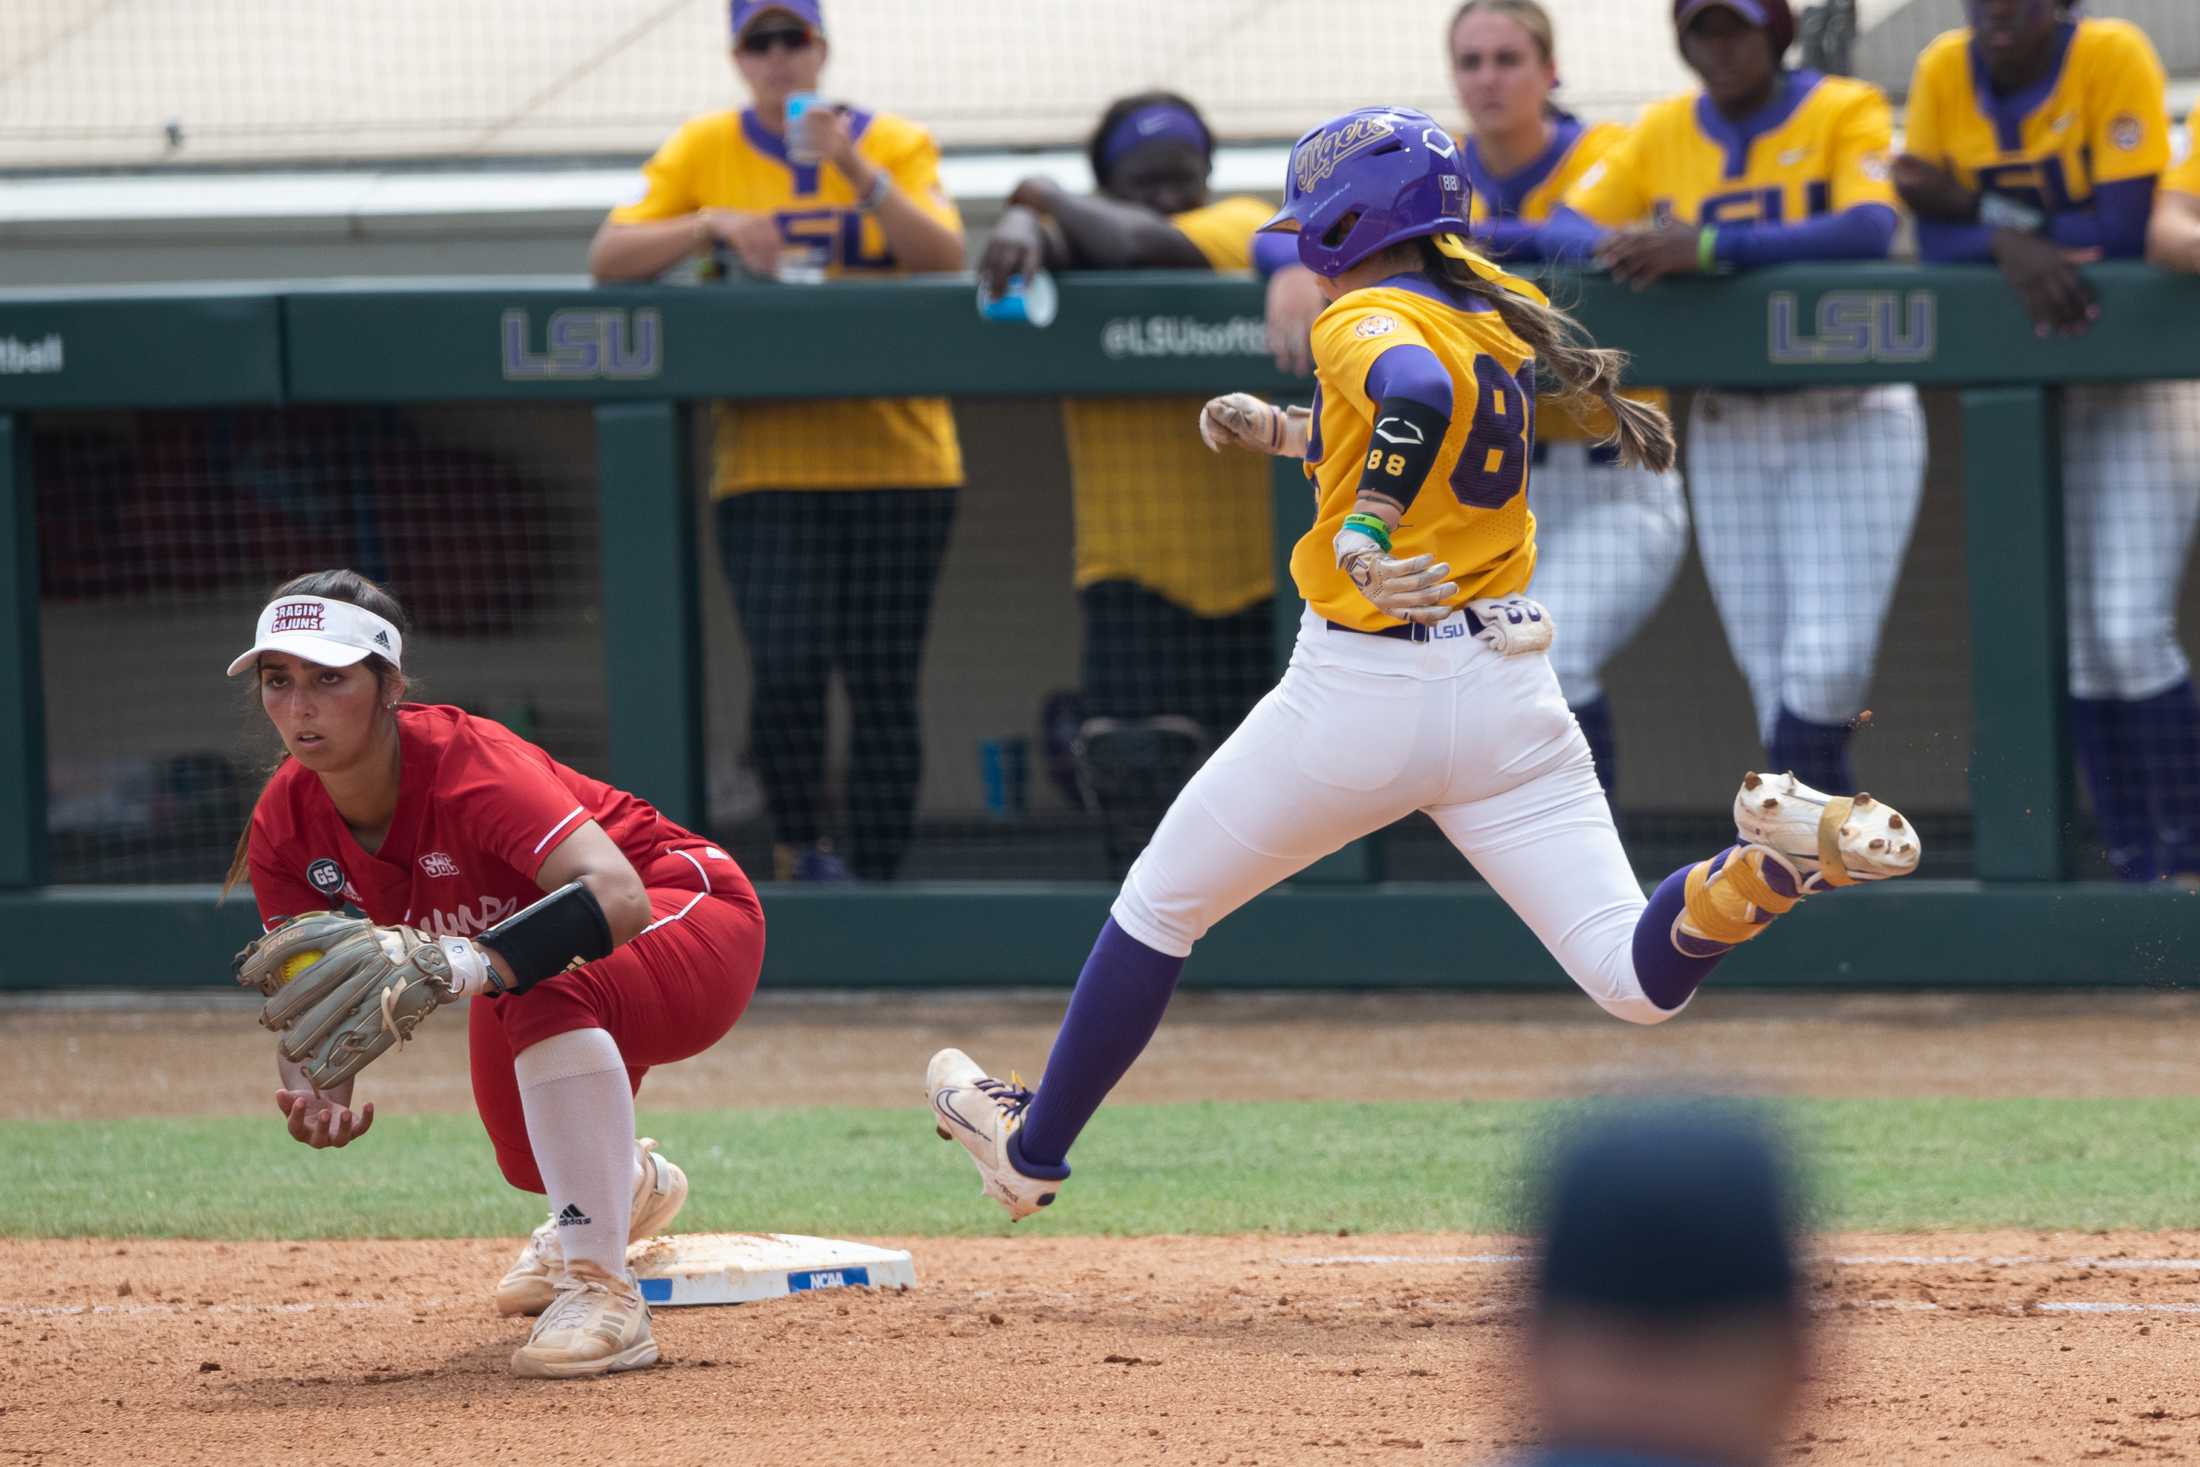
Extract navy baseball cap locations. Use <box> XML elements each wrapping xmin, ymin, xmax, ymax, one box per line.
<box><xmin>1675</xmin><ymin>0</ymin><xmax>1797</xmax><ymax>54</ymax></box>
<box><xmin>1534</xmin><ymin>1104</ymin><xmax>1801</xmax><ymax>1323</ymax></box>
<box><xmin>732</xmin><ymin>0</ymin><xmax>823</xmax><ymax>37</ymax></box>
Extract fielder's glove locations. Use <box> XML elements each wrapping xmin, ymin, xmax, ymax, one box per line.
<box><xmin>235</xmin><ymin>911</ymin><xmax>497</xmax><ymax>1089</ymax></box>
<box><xmin>1199</xmin><ymin>394</ymin><xmax>1310</xmax><ymax>458</ymax></box>
<box><xmin>1467</xmin><ymin>595</ymin><xmax>1555</xmax><ymax>656</ymax></box>
<box><xmin>1334</xmin><ymin>523</ymin><xmax>1458</xmax><ymax>626</ymax></box>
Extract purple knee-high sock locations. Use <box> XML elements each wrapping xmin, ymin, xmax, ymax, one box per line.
<box><xmin>2071</xmin><ymin>696</ymin><xmax>2154</xmax><ymax>881</ymax></box>
<box><xmin>1769</xmin><ymin>707</ymin><xmax>1855</xmax><ymax>795</ymax></box>
<box><xmin>2128</xmin><ymin>679</ymin><xmax>2200</xmax><ymax>876</ymax></box>
<box><xmin>1630</xmin><ymin>845</ymin><xmax>1802</xmax><ymax>1012</ymax></box>
<box><xmin>1014</xmin><ymin>918</ymin><xmax>1186</xmax><ymax>1171</ymax></box>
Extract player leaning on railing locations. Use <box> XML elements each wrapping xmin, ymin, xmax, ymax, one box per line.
<box><xmin>982</xmin><ymin>90</ymin><xmax>1280</xmax><ymax>874</ymax></box>
<box><xmin>1896</xmin><ymin>0</ymin><xmax>2200</xmax><ymax>884</ymax></box>
<box><xmin>926</xmin><ymin>110</ymin><xmax>1921</xmax><ymax>1222</ymax></box>
<box><xmin>1541</xmin><ymin>0</ymin><xmax>1926</xmax><ymax>800</ymax></box>
<box><xmin>223</xmin><ymin>570</ymin><xmax>765</xmax><ymax>1378</ymax></box>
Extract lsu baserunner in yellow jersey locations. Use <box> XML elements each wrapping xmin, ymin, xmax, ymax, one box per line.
<box><xmin>922</xmin><ymin>109</ymin><xmax>1920</xmax><ymax>1223</ymax></box>
<box><xmin>1897</xmin><ymin>1</ymin><xmax>2200</xmax><ymax>884</ymax></box>
<box><xmin>1447</xmin><ymin>0</ymin><xmax>1688</xmax><ymax>795</ymax></box>
<box><xmin>1548</xmin><ymin>0</ymin><xmax>1923</xmax><ymax>799</ymax></box>
<box><xmin>590</xmin><ymin>0</ymin><xmax>964</xmax><ymax>884</ymax></box>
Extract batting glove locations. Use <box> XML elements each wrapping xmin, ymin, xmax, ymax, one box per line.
<box><xmin>1199</xmin><ymin>394</ymin><xmax>1310</xmax><ymax>458</ymax></box>
<box><xmin>1334</xmin><ymin>525</ymin><xmax>1457</xmax><ymax>626</ymax></box>
<box><xmin>1467</xmin><ymin>595</ymin><xmax>1555</xmax><ymax>657</ymax></box>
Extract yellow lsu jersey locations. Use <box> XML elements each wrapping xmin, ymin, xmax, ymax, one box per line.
<box><xmin>610</xmin><ymin>108</ymin><xmax>965</xmax><ymax>495</ymax></box>
<box><xmin>2168</xmin><ymin>110</ymin><xmax>2200</xmax><ymax>198</ymax></box>
<box><xmin>1566</xmin><ymin>71</ymin><xmax>1898</xmax><ymax>232</ymax></box>
<box><xmin>1462</xmin><ymin>115</ymin><xmax>1664</xmax><ymax>447</ymax></box>
<box><xmin>1464</xmin><ymin>115</ymin><xmax>1625</xmax><ymax>228</ymax></box>
<box><xmin>1298</xmin><ymin>279</ymin><xmax>1539</xmax><ymax>632</ymax></box>
<box><xmin>1062</xmin><ymin>195</ymin><xmax>1277</xmax><ymax>618</ymax></box>
<box><xmin>1904</xmin><ymin>19</ymin><xmax>2167</xmax><ymax>211</ymax></box>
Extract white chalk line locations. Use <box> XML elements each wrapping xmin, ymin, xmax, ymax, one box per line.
<box><xmin>1292</xmin><ymin>1254</ymin><xmax>2200</xmax><ymax>1269</ymax></box>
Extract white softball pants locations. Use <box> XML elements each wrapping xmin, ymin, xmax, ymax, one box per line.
<box><xmin>1530</xmin><ymin>445</ymin><xmax>1692</xmax><ymax>708</ymax></box>
<box><xmin>1687</xmin><ymin>385</ymin><xmax>1927</xmax><ymax>744</ymax></box>
<box><xmin>2062</xmin><ymin>381</ymin><xmax>2200</xmax><ymax>700</ymax></box>
<box><xmin>1108</xmin><ymin>606</ymin><xmax>1675</xmax><ymax>1025</ymax></box>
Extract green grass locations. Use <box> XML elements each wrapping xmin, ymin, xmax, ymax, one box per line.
<box><xmin>9</xmin><ymin>1099</ymin><xmax>2200</xmax><ymax>1239</ymax></box>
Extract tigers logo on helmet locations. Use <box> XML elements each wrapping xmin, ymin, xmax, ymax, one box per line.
<box><xmin>1294</xmin><ymin>115</ymin><xmax>1398</xmax><ymax>197</ymax></box>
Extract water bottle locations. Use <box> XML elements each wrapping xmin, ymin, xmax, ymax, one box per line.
<box><xmin>976</xmin><ymin>270</ymin><xmax>1058</xmax><ymax>329</ymax></box>
<box><xmin>784</xmin><ymin>91</ymin><xmax>824</xmax><ymax>165</ymax></box>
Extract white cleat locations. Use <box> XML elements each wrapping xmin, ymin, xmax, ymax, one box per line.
<box><xmin>496</xmin><ymin>1138</ymin><xmax>689</xmax><ymax>1318</ymax></box>
<box><xmin>509</xmin><ymin>1261</ymin><xmax>658</xmax><ymax>1380</ymax></box>
<box><xmin>926</xmin><ymin>1047</ymin><xmax>1067</xmax><ymax>1221</ymax></box>
<box><xmin>1732</xmin><ymin>771</ymin><xmax>1922</xmax><ymax>889</ymax></box>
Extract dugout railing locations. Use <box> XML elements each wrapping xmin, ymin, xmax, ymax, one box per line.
<box><xmin>1</xmin><ymin>266</ymin><xmax>2196</xmax><ymax>987</ymax></box>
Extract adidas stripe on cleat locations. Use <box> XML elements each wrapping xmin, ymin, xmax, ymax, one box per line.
<box><xmin>496</xmin><ymin>1138</ymin><xmax>689</xmax><ymax>1318</ymax></box>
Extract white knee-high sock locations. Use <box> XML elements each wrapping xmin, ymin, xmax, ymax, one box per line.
<box><xmin>513</xmin><ymin>1027</ymin><xmax>635</xmax><ymax>1280</ymax></box>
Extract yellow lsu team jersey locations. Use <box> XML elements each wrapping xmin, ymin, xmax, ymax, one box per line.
<box><xmin>1566</xmin><ymin>71</ymin><xmax>1898</xmax><ymax>234</ymax></box>
<box><xmin>1464</xmin><ymin>115</ymin><xmax>1625</xmax><ymax>229</ymax></box>
<box><xmin>1297</xmin><ymin>279</ymin><xmax>1539</xmax><ymax>632</ymax></box>
<box><xmin>1904</xmin><ymin>19</ymin><xmax>2168</xmax><ymax>210</ymax></box>
<box><xmin>1462</xmin><ymin>116</ymin><xmax>1665</xmax><ymax>447</ymax></box>
<box><xmin>2168</xmin><ymin>110</ymin><xmax>2200</xmax><ymax>198</ymax></box>
<box><xmin>1061</xmin><ymin>195</ymin><xmax>1278</xmax><ymax>618</ymax></box>
<box><xmin>610</xmin><ymin>108</ymin><xmax>965</xmax><ymax>495</ymax></box>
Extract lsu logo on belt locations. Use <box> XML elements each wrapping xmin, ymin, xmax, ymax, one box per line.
<box><xmin>1295</xmin><ymin>115</ymin><xmax>1396</xmax><ymax>196</ymax></box>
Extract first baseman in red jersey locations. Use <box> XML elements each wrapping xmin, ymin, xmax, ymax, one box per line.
<box><xmin>224</xmin><ymin>568</ymin><xmax>765</xmax><ymax>1379</ymax></box>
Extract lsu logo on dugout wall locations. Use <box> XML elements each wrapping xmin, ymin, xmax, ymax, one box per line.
<box><xmin>1294</xmin><ymin>115</ymin><xmax>1397</xmax><ymax>196</ymax></box>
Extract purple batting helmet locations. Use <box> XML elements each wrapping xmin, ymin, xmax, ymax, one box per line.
<box><xmin>1260</xmin><ymin>107</ymin><xmax>1470</xmax><ymax>278</ymax></box>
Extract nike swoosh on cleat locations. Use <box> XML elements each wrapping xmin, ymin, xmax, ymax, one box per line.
<box><xmin>933</xmin><ymin>1091</ymin><xmax>981</xmax><ymax>1135</ymax></box>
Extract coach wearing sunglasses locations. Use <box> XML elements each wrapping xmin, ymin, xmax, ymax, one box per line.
<box><xmin>591</xmin><ymin>0</ymin><xmax>967</xmax><ymax>884</ymax></box>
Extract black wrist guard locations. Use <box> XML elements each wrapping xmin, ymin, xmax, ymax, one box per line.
<box><xmin>1354</xmin><ymin>395</ymin><xmax>1452</xmax><ymax>512</ymax></box>
<box><xmin>477</xmin><ymin>881</ymin><xmax>616</xmax><ymax>994</ymax></box>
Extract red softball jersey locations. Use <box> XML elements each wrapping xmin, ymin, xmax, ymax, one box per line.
<box><xmin>247</xmin><ymin>704</ymin><xmax>735</xmax><ymax>936</ymax></box>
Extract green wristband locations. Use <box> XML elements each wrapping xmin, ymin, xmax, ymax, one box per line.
<box><xmin>1341</xmin><ymin>513</ymin><xmax>1393</xmax><ymax>552</ymax></box>
<box><xmin>1698</xmin><ymin>224</ymin><xmax>1720</xmax><ymax>274</ymax></box>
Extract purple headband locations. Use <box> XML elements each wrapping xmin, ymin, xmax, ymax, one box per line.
<box><xmin>1098</xmin><ymin>103</ymin><xmax>1212</xmax><ymax>175</ymax></box>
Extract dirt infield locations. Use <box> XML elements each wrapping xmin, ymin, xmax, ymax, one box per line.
<box><xmin>5</xmin><ymin>1232</ymin><xmax>2199</xmax><ymax>1466</ymax></box>
<box><xmin>7</xmin><ymin>990</ymin><xmax>2200</xmax><ymax>1465</ymax></box>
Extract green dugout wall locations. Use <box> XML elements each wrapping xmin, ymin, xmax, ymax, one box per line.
<box><xmin>2</xmin><ymin>265</ymin><xmax>2198</xmax><ymax>987</ymax></box>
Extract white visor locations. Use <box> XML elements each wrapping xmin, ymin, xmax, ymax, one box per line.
<box><xmin>225</xmin><ymin>594</ymin><xmax>405</xmax><ymax>678</ymax></box>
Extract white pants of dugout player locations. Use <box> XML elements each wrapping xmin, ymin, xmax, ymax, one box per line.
<box><xmin>2062</xmin><ymin>381</ymin><xmax>2200</xmax><ymax>880</ymax></box>
<box><xmin>1688</xmin><ymin>385</ymin><xmax>1927</xmax><ymax>794</ymax></box>
<box><xmin>928</xmin><ymin>604</ymin><xmax>1919</xmax><ymax>1218</ymax></box>
<box><xmin>1529</xmin><ymin>443</ymin><xmax>1690</xmax><ymax>794</ymax></box>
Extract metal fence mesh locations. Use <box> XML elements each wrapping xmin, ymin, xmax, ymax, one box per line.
<box><xmin>34</xmin><ymin>404</ymin><xmax>604</xmax><ymax>883</ymax></box>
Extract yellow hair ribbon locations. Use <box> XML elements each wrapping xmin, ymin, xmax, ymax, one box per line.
<box><xmin>1430</xmin><ymin>233</ymin><xmax>1549</xmax><ymax>307</ymax></box>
